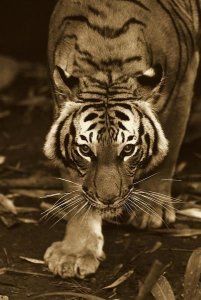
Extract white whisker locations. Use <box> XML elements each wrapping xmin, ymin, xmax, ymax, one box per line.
<box><xmin>41</xmin><ymin>195</ymin><xmax>81</xmax><ymax>221</ymax></box>
<box><xmin>56</xmin><ymin>177</ymin><xmax>81</xmax><ymax>187</ymax></box>
<box><xmin>81</xmin><ymin>203</ymin><xmax>91</xmax><ymax>224</ymax></box>
<box><xmin>40</xmin><ymin>192</ymin><xmax>62</xmax><ymax>199</ymax></box>
<box><xmin>134</xmin><ymin>189</ymin><xmax>183</xmax><ymax>203</ymax></box>
<box><xmin>161</xmin><ymin>178</ymin><xmax>182</xmax><ymax>182</ymax></box>
<box><xmin>134</xmin><ymin>172</ymin><xmax>159</xmax><ymax>185</ymax></box>
<box><xmin>71</xmin><ymin>202</ymin><xmax>88</xmax><ymax>220</ymax></box>
<box><xmin>50</xmin><ymin>198</ymin><xmax>83</xmax><ymax>228</ymax></box>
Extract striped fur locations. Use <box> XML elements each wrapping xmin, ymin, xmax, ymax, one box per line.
<box><xmin>45</xmin><ymin>0</ymin><xmax>201</xmax><ymax>209</ymax></box>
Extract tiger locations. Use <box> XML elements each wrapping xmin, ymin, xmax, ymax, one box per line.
<box><xmin>43</xmin><ymin>0</ymin><xmax>201</xmax><ymax>278</ymax></box>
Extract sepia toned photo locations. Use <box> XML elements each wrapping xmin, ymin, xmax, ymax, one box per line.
<box><xmin>0</xmin><ymin>1</ymin><xmax>201</xmax><ymax>299</ymax></box>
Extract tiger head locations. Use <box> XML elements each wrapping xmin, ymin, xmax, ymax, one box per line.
<box><xmin>44</xmin><ymin>71</ymin><xmax>168</xmax><ymax>216</ymax></box>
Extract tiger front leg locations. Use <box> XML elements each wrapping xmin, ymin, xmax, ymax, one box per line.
<box><xmin>44</xmin><ymin>212</ymin><xmax>105</xmax><ymax>278</ymax></box>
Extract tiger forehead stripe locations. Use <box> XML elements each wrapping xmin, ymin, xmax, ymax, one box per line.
<box><xmin>59</xmin><ymin>15</ymin><xmax>146</xmax><ymax>39</ymax></box>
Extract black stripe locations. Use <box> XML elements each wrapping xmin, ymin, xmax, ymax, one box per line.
<box><xmin>77</xmin><ymin>57</ymin><xmax>101</xmax><ymax>70</ymax></box>
<box><xmin>118</xmin><ymin>121</ymin><xmax>127</xmax><ymax>130</ymax></box>
<box><xmin>84</xmin><ymin>113</ymin><xmax>99</xmax><ymax>122</ymax></box>
<box><xmin>87</xmin><ymin>123</ymin><xmax>97</xmax><ymax>131</ymax></box>
<box><xmin>80</xmin><ymin>91</ymin><xmax>106</xmax><ymax>96</ymax></box>
<box><xmin>108</xmin><ymin>103</ymin><xmax>131</xmax><ymax>110</ymax></box>
<box><xmin>170</xmin><ymin>2</ymin><xmax>195</xmax><ymax>51</ymax></box>
<box><xmin>77</xmin><ymin>97</ymin><xmax>103</xmax><ymax>102</ymax></box>
<box><xmin>99</xmin><ymin>56</ymin><xmax>141</xmax><ymax>68</ymax></box>
<box><xmin>89</xmin><ymin>132</ymin><xmax>93</xmax><ymax>143</ymax></box>
<box><xmin>144</xmin><ymin>133</ymin><xmax>151</xmax><ymax>156</ymax></box>
<box><xmin>88</xmin><ymin>5</ymin><xmax>105</xmax><ymax>17</ymax></box>
<box><xmin>69</xmin><ymin>120</ymin><xmax>76</xmax><ymax>137</ymax></box>
<box><xmin>127</xmin><ymin>135</ymin><xmax>135</xmax><ymax>141</ymax></box>
<box><xmin>75</xmin><ymin>43</ymin><xmax>93</xmax><ymax>58</ymax></box>
<box><xmin>121</xmin><ymin>0</ymin><xmax>150</xmax><ymax>12</ymax></box>
<box><xmin>55</xmin><ymin>118</ymin><xmax>68</xmax><ymax>167</ymax></box>
<box><xmin>121</xmin><ymin>132</ymin><xmax>125</xmax><ymax>142</ymax></box>
<box><xmin>157</xmin><ymin>0</ymin><xmax>182</xmax><ymax>112</ymax></box>
<box><xmin>60</xmin><ymin>15</ymin><xmax>146</xmax><ymax>39</ymax></box>
<box><xmin>80</xmin><ymin>135</ymin><xmax>88</xmax><ymax>142</ymax></box>
<box><xmin>109</xmin><ymin>97</ymin><xmax>139</xmax><ymax>101</ymax></box>
<box><xmin>64</xmin><ymin>133</ymin><xmax>70</xmax><ymax>154</ymax></box>
<box><xmin>115</xmin><ymin>110</ymin><xmax>130</xmax><ymax>121</ymax></box>
<box><xmin>124</xmin><ymin>55</ymin><xmax>142</xmax><ymax>63</ymax></box>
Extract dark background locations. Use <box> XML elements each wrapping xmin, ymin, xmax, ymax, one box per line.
<box><xmin>0</xmin><ymin>0</ymin><xmax>57</xmax><ymax>61</ymax></box>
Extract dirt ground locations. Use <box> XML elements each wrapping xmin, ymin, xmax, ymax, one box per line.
<box><xmin>0</xmin><ymin>59</ymin><xmax>201</xmax><ymax>300</ymax></box>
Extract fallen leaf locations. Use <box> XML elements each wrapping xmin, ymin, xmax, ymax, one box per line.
<box><xmin>0</xmin><ymin>267</ymin><xmax>53</xmax><ymax>278</ymax></box>
<box><xmin>0</xmin><ymin>296</ymin><xmax>9</xmax><ymax>300</ymax></box>
<box><xmin>0</xmin><ymin>55</ymin><xmax>20</xmax><ymax>90</ymax></box>
<box><xmin>31</xmin><ymin>292</ymin><xmax>105</xmax><ymax>300</ymax></box>
<box><xmin>103</xmin><ymin>270</ymin><xmax>134</xmax><ymax>289</ymax></box>
<box><xmin>0</xmin><ymin>216</ymin><xmax>19</xmax><ymax>228</ymax></box>
<box><xmin>184</xmin><ymin>248</ymin><xmax>201</xmax><ymax>300</ymax></box>
<box><xmin>177</xmin><ymin>208</ymin><xmax>201</xmax><ymax>219</ymax></box>
<box><xmin>0</xmin><ymin>194</ymin><xmax>17</xmax><ymax>214</ymax></box>
<box><xmin>151</xmin><ymin>275</ymin><xmax>175</xmax><ymax>300</ymax></box>
<box><xmin>175</xmin><ymin>161</ymin><xmax>187</xmax><ymax>174</ymax></box>
<box><xmin>0</xmin><ymin>111</ymin><xmax>10</xmax><ymax>119</ymax></box>
<box><xmin>146</xmin><ymin>241</ymin><xmax>162</xmax><ymax>254</ymax></box>
<box><xmin>151</xmin><ymin>228</ymin><xmax>201</xmax><ymax>237</ymax></box>
<box><xmin>112</xmin><ymin>264</ymin><xmax>124</xmax><ymax>277</ymax></box>
<box><xmin>0</xmin><ymin>156</ymin><xmax>6</xmax><ymax>165</ymax></box>
<box><xmin>15</xmin><ymin>207</ymin><xmax>39</xmax><ymax>213</ymax></box>
<box><xmin>19</xmin><ymin>256</ymin><xmax>44</xmax><ymax>265</ymax></box>
<box><xmin>17</xmin><ymin>218</ymin><xmax>38</xmax><ymax>224</ymax></box>
<box><xmin>136</xmin><ymin>260</ymin><xmax>169</xmax><ymax>300</ymax></box>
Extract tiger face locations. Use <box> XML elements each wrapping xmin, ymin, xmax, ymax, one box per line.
<box><xmin>44</xmin><ymin>90</ymin><xmax>168</xmax><ymax>216</ymax></box>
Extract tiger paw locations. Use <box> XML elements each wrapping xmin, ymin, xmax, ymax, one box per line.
<box><xmin>44</xmin><ymin>241</ymin><xmax>102</xmax><ymax>278</ymax></box>
<box><xmin>129</xmin><ymin>205</ymin><xmax>176</xmax><ymax>229</ymax></box>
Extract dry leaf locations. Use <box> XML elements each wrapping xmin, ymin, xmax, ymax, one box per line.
<box><xmin>0</xmin><ymin>216</ymin><xmax>19</xmax><ymax>228</ymax></box>
<box><xmin>184</xmin><ymin>248</ymin><xmax>201</xmax><ymax>300</ymax></box>
<box><xmin>103</xmin><ymin>270</ymin><xmax>134</xmax><ymax>289</ymax></box>
<box><xmin>15</xmin><ymin>207</ymin><xmax>39</xmax><ymax>213</ymax></box>
<box><xmin>151</xmin><ymin>275</ymin><xmax>175</xmax><ymax>300</ymax></box>
<box><xmin>0</xmin><ymin>156</ymin><xmax>6</xmax><ymax>165</ymax></box>
<box><xmin>136</xmin><ymin>260</ymin><xmax>168</xmax><ymax>300</ymax></box>
<box><xmin>0</xmin><ymin>267</ymin><xmax>53</xmax><ymax>278</ymax></box>
<box><xmin>175</xmin><ymin>161</ymin><xmax>187</xmax><ymax>174</ymax></box>
<box><xmin>0</xmin><ymin>110</ymin><xmax>10</xmax><ymax>119</ymax></box>
<box><xmin>17</xmin><ymin>217</ymin><xmax>38</xmax><ymax>224</ymax></box>
<box><xmin>146</xmin><ymin>241</ymin><xmax>162</xmax><ymax>254</ymax></box>
<box><xmin>32</xmin><ymin>292</ymin><xmax>105</xmax><ymax>300</ymax></box>
<box><xmin>112</xmin><ymin>264</ymin><xmax>124</xmax><ymax>277</ymax></box>
<box><xmin>0</xmin><ymin>194</ymin><xmax>17</xmax><ymax>214</ymax></box>
<box><xmin>177</xmin><ymin>208</ymin><xmax>201</xmax><ymax>219</ymax></box>
<box><xmin>19</xmin><ymin>256</ymin><xmax>44</xmax><ymax>265</ymax></box>
<box><xmin>0</xmin><ymin>296</ymin><xmax>9</xmax><ymax>300</ymax></box>
<box><xmin>0</xmin><ymin>55</ymin><xmax>20</xmax><ymax>90</ymax></box>
<box><xmin>152</xmin><ymin>228</ymin><xmax>201</xmax><ymax>237</ymax></box>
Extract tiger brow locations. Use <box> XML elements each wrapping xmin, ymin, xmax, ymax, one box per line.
<box><xmin>80</xmin><ymin>135</ymin><xmax>89</xmax><ymax>142</ymax></box>
<box><xmin>127</xmin><ymin>135</ymin><xmax>135</xmax><ymax>141</ymax></box>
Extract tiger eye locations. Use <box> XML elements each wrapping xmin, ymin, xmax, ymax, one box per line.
<box><xmin>122</xmin><ymin>144</ymin><xmax>135</xmax><ymax>156</ymax></box>
<box><xmin>79</xmin><ymin>144</ymin><xmax>91</xmax><ymax>156</ymax></box>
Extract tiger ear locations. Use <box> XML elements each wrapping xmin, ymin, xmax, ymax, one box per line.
<box><xmin>53</xmin><ymin>66</ymin><xmax>80</xmax><ymax>110</ymax></box>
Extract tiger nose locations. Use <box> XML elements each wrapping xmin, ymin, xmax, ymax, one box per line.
<box><xmin>100</xmin><ymin>195</ymin><xmax>118</xmax><ymax>205</ymax></box>
<box><xmin>96</xmin><ymin>188</ymin><xmax>119</xmax><ymax>205</ymax></box>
